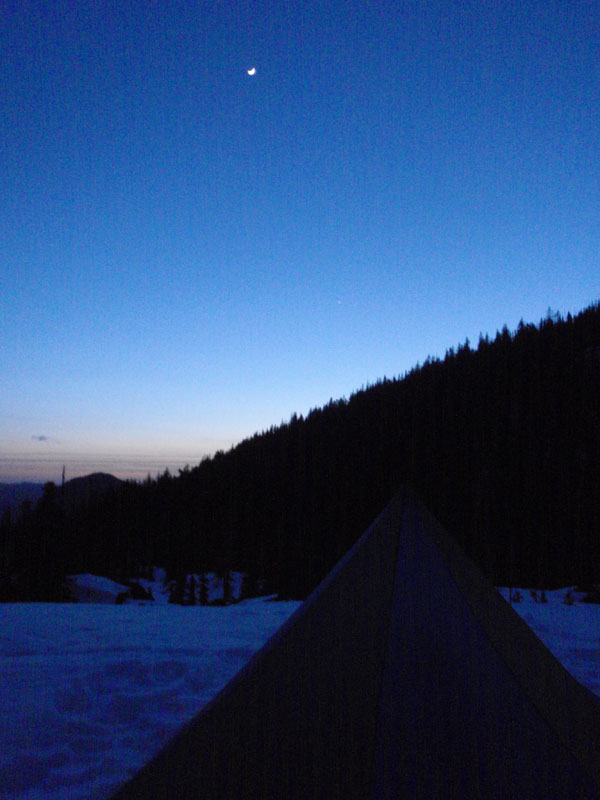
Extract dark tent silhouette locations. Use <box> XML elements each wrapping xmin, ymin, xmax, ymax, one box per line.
<box><xmin>111</xmin><ymin>490</ymin><xmax>600</xmax><ymax>798</ymax></box>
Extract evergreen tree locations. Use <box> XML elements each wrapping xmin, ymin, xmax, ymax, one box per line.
<box><xmin>187</xmin><ymin>574</ymin><xmax>197</xmax><ymax>606</ymax></box>
<box><xmin>199</xmin><ymin>573</ymin><xmax>209</xmax><ymax>606</ymax></box>
<box><xmin>169</xmin><ymin>574</ymin><xmax>186</xmax><ymax>605</ymax></box>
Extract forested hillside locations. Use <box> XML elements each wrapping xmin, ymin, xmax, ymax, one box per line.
<box><xmin>2</xmin><ymin>302</ymin><xmax>599</xmax><ymax>601</ymax></box>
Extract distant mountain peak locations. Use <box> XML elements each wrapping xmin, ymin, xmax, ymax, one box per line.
<box><xmin>61</xmin><ymin>472</ymin><xmax>123</xmax><ymax>505</ymax></box>
<box><xmin>65</xmin><ymin>472</ymin><xmax>122</xmax><ymax>486</ymax></box>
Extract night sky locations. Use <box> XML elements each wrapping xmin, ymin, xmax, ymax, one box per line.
<box><xmin>1</xmin><ymin>0</ymin><xmax>598</xmax><ymax>481</ymax></box>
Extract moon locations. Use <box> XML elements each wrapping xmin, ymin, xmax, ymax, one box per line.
<box><xmin>247</xmin><ymin>67</ymin><xmax>256</xmax><ymax>76</ymax></box>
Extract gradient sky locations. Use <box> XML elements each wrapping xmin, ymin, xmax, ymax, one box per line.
<box><xmin>1</xmin><ymin>0</ymin><xmax>598</xmax><ymax>482</ymax></box>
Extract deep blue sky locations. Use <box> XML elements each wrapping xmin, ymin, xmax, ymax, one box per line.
<box><xmin>1</xmin><ymin>0</ymin><xmax>598</xmax><ymax>481</ymax></box>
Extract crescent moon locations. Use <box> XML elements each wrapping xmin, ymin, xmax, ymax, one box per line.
<box><xmin>247</xmin><ymin>67</ymin><xmax>256</xmax><ymax>75</ymax></box>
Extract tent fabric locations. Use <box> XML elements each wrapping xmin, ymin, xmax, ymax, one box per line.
<box><xmin>111</xmin><ymin>489</ymin><xmax>600</xmax><ymax>799</ymax></box>
<box><xmin>372</xmin><ymin>497</ymin><xmax>600</xmax><ymax>798</ymax></box>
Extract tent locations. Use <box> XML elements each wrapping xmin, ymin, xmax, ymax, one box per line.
<box><xmin>111</xmin><ymin>489</ymin><xmax>600</xmax><ymax>798</ymax></box>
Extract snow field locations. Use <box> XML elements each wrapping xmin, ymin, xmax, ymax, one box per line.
<box><xmin>497</xmin><ymin>587</ymin><xmax>600</xmax><ymax>697</ymax></box>
<box><xmin>0</xmin><ymin>598</ymin><xmax>300</xmax><ymax>800</ymax></box>
<box><xmin>0</xmin><ymin>588</ymin><xmax>598</xmax><ymax>799</ymax></box>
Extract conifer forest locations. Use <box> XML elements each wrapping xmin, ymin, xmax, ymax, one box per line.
<box><xmin>2</xmin><ymin>302</ymin><xmax>599</xmax><ymax>601</ymax></box>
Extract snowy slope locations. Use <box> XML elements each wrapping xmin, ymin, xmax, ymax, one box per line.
<box><xmin>65</xmin><ymin>569</ymin><xmax>250</xmax><ymax>605</ymax></box>
<box><xmin>0</xmin><ymin>590</ymin><xmax>598</xmax><ymax>799</ymax></box>
<box><xmin>66</xmin><ymin>574</ymin><xmax>131</xmax><ymax>604</ymax></box>
<box><xmin>0</xmin><ymin>598</ymin><xmax>300</xmax><ymax>800</ymax></box>
<box><xmin>497</xmin><ymin>587</ymin><xmax>600</xmax><ymax>697</ymax></box>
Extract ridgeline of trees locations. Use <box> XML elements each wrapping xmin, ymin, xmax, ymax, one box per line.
<box><xmin>2</xmin><ymin>302</ymin><xmax>599</xmax><ymax>601</ymax></box>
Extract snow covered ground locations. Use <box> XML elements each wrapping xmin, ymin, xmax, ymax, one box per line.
<box><xmin>0</xmin><ymin>597</ymin><xmax>301</xmax><ymax>800</ymax></box>
<box><xmin>0</xmin><ymin>588</ymin><xmax>598</xmax><ymax>800</ymax></box>
<box><xmin>496</xmin><ymin>587</ymin><xmax>600</xmax><ymax>697</ymax></box>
